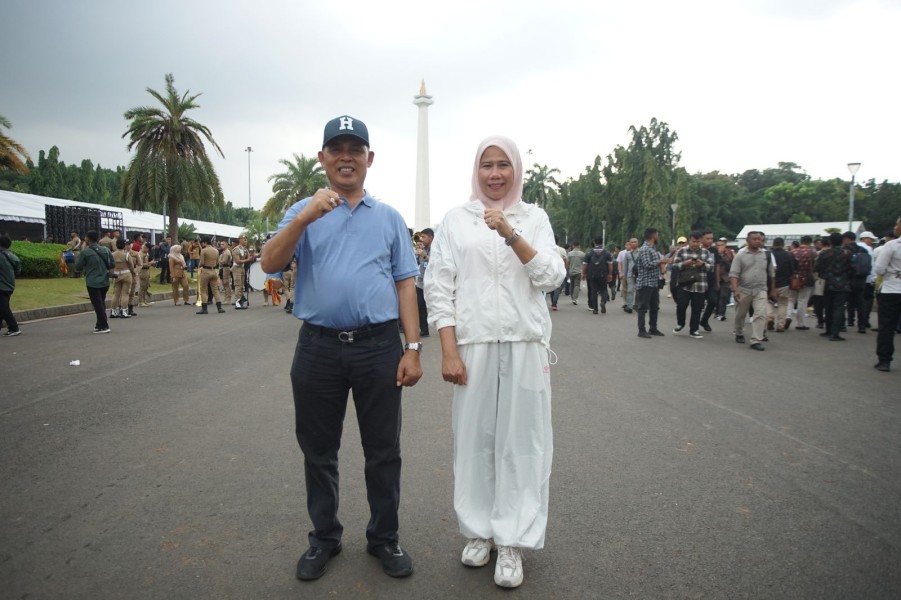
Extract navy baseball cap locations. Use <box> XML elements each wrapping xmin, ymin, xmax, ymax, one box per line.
<box><xmin>322</xmin><ymin>115</ymin><xmax>370</xmax><ymax>148</ymax></box>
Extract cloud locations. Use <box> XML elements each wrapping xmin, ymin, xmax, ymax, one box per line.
<box><xmin>4</xmin><ymin>0</ymin><xmax>899</xmax><ymax>228</ymax></box>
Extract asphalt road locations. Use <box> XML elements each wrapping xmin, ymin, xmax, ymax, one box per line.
<box><xmin>1</xmin><ymin>291</ymin><xmax>898</xmax><ymax>599</ymax></box>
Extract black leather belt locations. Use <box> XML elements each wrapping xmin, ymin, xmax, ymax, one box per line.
<box><xmin>201</xmin><ymin>265</ymin><xmax>218</xmax><ymax>269</ymax></box>
<box><xmin>302</xmin><ymin>320</ymin><xmax>397</xmax><ymax>343</ymax></box>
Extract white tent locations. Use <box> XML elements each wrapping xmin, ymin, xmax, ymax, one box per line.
<box><xmin>735</xmin><ymin>221</ymin><xmax>866</xmax><ymax>246</ymax></box>
<box><xmin>0</xmin><ymin>190</ymin><xmax>247</xmax><ymax>241</ymax></box>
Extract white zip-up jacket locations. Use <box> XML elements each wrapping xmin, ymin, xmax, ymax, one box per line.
<box><xmin>424</xmin><ymin>200</ymin><xmax>565</xmax><ymax>346</ymax></box>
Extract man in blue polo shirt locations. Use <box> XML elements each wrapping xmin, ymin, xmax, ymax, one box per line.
<box><xmin>262</xmin><ymin>115</ymin><xmax>422</xmax><ymax>582</ymax></box>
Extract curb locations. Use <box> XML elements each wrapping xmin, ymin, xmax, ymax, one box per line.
<box><xmin>12</xmin><ymin>290</ymin><xmax>200</xmax><ymax>323</ymax></box>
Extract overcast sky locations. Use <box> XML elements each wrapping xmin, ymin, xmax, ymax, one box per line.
<box><xmin>4</xmin><ymin>0</ymin><xmax>899</xmax><ymax>228</ymax></box>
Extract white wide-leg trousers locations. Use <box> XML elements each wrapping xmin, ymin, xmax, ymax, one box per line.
<box><xmin>453</xmin><ymin>341</ymin><xmax>553</xmax><ymax>549</ymax></box>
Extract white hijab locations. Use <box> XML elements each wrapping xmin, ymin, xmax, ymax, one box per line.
<box><xmin>168</xmin><ymin>244</ymin><xmax>186</xmax><ymax>267</ymax></box>
<box><xmin>469</xmin><ymin>135</ymin><xmax>523</xmax><ymax>211</ymax></box>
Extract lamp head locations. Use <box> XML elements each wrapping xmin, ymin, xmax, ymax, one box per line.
<box><xmin>847</xmin><ymin>162</ymin><xmax>861</xmax><ymax>176</ymax></box>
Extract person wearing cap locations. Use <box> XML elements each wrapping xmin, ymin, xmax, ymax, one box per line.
<box><xmin>262</xmin><ymin>115</ymin><xmax>421</xmax><ymax>582</ymax></box>
<box><xmin>857</xmin><ymin>231</ymin><xmax>878</xmax><ymax>331</ymax></box>
<box><xmin>667</xmin><ymin>236</ymin><xmax>688</xmax><ymax>300</ymax></box>
<box><xmin>874</xmin><ymin>216</ymin><xmax>901</xmax><ymax>371</ymax></box>
<box><xmin>231</xmin><ymin>236</ymin><xmax>251</xmax><ymax>308</ymax></box>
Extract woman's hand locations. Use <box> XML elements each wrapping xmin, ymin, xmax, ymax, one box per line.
<box><xmin>442</xmin><ymin>354</ymin><xmax>467</xmax><ymax>386</ymax></box>
<box><xmin>484</xmin><ymin>208</ymin><xmax>513</xmax><ymax>241</ymax></box>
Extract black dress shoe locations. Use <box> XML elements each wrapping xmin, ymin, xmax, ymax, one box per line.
<box><xmin>735</xmin><ymin>335</ymin><xmax>746</xmax><ymax>344</ymax></box>
<box><xmin>648</xmin><ymin>329</ymin><xmax>665</xmax><ymax>336</ymax></box>
<box><xmin>829</xmin><ymin>335</ymin><xmax>846</xmax><ymax>341</ymax></box>
<box><xmin>750</xmin><ymin>343</ymin><xmax>765</xmax><ymax>351</ymax></box>
<box><xmin>700</xmin><ymin>322</ymin><xmax>712</xmax><ymax>332</ymax></box>
<box><xmin>297</xmin><ymin>544</ymin><xmax>342</xmax><ymax>581</ymax></box>
<box><xmin>367</xmin><ymin>542</ymin><xmax>413</xmax><ymax>577</ymax></box>
<box><xmin>874</xmin><ymin>362</ymin><xmax>891</xmax><ymax>372</ymax></box>
<box><xmin>638</xmin><ymin>331</ymin><xmax>652</xmax><ymax>339</ymax></box>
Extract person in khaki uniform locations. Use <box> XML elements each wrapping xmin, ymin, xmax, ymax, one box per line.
<box><xmin>197</xmin><ymin>235</ymin><xmax>225</xmax><ymax>314</ymax></box>
<box><xmin>138</xmin><ymin>242</ymin><xmax>155</xmax><ymax>307</ymax></box>
<box><xmin>126</xmin><ymin>241</ymin><xmax>142</xmax><ymax>316</ymax></box>
<box><xmin>231</xmin><ymin>236</ymin><xmax>250</xmax><ymax>308</ymax></box>
<box><xmin>110</xmin><ymin>239</ymin><xmax>135</xmax><ymax>319</ymax></box>
<box><xmin>218</xmin><ymin>241</ymin><xmax>233</xmax><ymax>303</ymax></box>
<box><xmin>283</xmin><ymin>258</ymin><xmax>297</xmax><ymax>313</ymax></box>
<box><xmin>168</xmin><ymin>244</ymin><xmax>191</xmax><ymax>306</ymax></box>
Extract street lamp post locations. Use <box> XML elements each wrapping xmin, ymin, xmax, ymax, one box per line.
<box><xmin>671</xmin><ymin>203</ymin><xmax>678</xmax><ymax>247</ymax></box>
<box><xmin>847</xmin><ymin>162</ymin><xmax>861</xmax><ymax>232</ymax></box>
<box><xmin>245</xmin><ymin>146</ymin><xmax>253</xmax><ymax>209</ymax></box>
<box><xmin>602</xmin><ymin>220</ymin><xmax>607</xmax><ymax>248</ymax></box>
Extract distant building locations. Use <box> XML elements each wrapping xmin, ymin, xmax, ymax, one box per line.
<box><xmin>735</xmin><ymin>221</ymin><xmax>865</xmax><ymax>247</ymax></box>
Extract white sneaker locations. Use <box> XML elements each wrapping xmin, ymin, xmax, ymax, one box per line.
<box><xmin>461</xmin><ymin>538</ymin><xmax>494</xmax><ymax>567</ymax></box>
<box><xmin>494</xmin><ymin>546</ymin><xmax>523</xmax><ymax>588</ymax></box>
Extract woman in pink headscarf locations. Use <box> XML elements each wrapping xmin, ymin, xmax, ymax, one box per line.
<box><xmin>424</xmin><ymin>136</ymin><xmax>565</xmax><ymax>589</ymax></box>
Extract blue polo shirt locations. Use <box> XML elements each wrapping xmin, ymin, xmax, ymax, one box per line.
<box><xmin>276</xmin><ymin>191</ymin><xmax>418</xmax><ymax>329</ymax></box>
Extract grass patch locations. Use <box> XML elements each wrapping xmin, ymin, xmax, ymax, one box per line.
<box><xmin>11</xmin><ymin>269</ymin><xmax>184</xmax><ymax>311</ymax></box>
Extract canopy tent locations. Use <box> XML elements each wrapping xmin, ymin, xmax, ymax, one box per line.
<box><xmin>0</xmin><ymin>190</ymin><xmax>247</xmax><ymax>242</ymax></box>
<box><xmin>735</xmin><ymin>221</ymin><xmax>866</xmax><ymax>247</ymax></box>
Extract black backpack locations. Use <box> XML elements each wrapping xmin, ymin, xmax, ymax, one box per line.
<box><xmin>849</xmin><ymin>246</ymin><xmax>872</xmax><ymax>277</ymax></box>
<box><xmin>588</xmin><ymin>249</ymin><xmax>610</xmax><ymax>279</ymax></box>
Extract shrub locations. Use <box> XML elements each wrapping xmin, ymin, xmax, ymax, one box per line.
<box><xmin>10</xmin><ymin>241</ymin><xmax>68</xmax><ymax>278</ymax></box>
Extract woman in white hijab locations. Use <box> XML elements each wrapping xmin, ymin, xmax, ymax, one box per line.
<box><xmin>424</xmin><ymin>136</ymin><xmax>565</xmax><ymax>588</ymax></box>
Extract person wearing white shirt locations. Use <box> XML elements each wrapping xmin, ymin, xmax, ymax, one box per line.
<box><xmin>874</xmin><ymin>218</ymin><xmax>901</xmax><ymax>371</ymax></box>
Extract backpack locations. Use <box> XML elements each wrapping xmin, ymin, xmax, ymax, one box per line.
<box><xmin>849</xmin><ymin>246</ymin><xmax>872</xmax><ymax>277</ymax></box>
<box><xmin>588</xmin><ymin>249</ymin><xmax>610</xmax><ymax>279</ymax></box>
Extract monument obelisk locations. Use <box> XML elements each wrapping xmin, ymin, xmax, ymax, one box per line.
<box><xmin>412</xmin><ymin>80</ymin><xmax>433</xmax><ymax>231</ymax></box>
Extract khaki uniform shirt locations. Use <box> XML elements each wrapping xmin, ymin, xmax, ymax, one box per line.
<box><xmin>200</xmin><ymin>245</ymin><xmax>219</xmax><ymax>268</ymax></box>
<box><xmin>219</xmin><ymin>248</ymin><xmax>233</xmax><ymax>268</ymax></box>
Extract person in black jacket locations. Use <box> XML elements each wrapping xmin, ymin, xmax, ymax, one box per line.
<box><xmin>766</xmin><ymin>237</ymin><xmax>797</xmax><ymax>332</ymax></box>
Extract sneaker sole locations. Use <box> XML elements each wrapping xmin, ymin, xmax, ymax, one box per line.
<box><xmin>495</xmin><ymin>574</ymin><xmax>524</xmax><ymax>588</ymax></box>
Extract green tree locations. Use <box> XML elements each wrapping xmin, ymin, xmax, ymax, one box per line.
<box><xmin>0</xmin><ymin>114</ymin><xmax>31</xmax><ymax>174</ymax></box>
<box><xmin>242</xmin><ymin>216</ymin><xmax>269</xmax><ymax>249</ymax></box>
<box><xmin>601</xmin><ymin>118</ymin><xmax>688</xmax><ymax>249</ymax></box>
<box><xmin>523</xmin><ymin>164</ymin><xmax>561</xmax><ymax>208</ymax></box>
<box><xmin>262</xmin><ymin>153</ymin><xmax>327</xmax><ymax>220</ymax></box>
<box><xmin>121</xmin><ymin>73</ymin><xmax>224</xmax><ymax>241</ymax></box>
<box><xmin>177</xmin><ymin>221</ymin><xmax>197</xmax><ymax>241</ymax></box>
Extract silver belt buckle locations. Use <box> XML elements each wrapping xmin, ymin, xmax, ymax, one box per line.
<box><xmin>338</xmin><ymin>330</ymin><xmax>354</xmax><ymax>343</ymax></box>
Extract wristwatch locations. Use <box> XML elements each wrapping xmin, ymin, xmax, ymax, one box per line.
<box><xmin>505</xmin><ymin>229</ymin><xmax>521</xmax><ymax>246</ymax></box>
<box><xmin>404</xmin><ymin>342</ymin><xmax>423</xmax><ymax>353</ymax></box>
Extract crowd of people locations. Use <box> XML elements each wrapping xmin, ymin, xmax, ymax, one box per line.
<box><xmin>2</xmin><ymin>113</ymin><xmax>899</xmax><ymax>594</ymax></box>
<box><xmin>539</xmin><ymin>223</ymin><xmax>901</xmax><ymax>370</ymax></box>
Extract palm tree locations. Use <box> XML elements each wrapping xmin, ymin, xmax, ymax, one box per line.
<box><xmin>121</xmin><ymin>73</ymin><xmax>224</xmax><ymax>241</ymax></box>
<box><xmin>0</xmin><ymin>114</ymin><xmax>32</xmax><ymax>174</ymax></box>
<box><xmin>262</xmin><ymin>153</ymin><xmax>327</xmax><ymax>220</ymax></box>
<box><xmin>523</xmin><ymin>163</ymin><xmax>561</xmax><ymax>208</ymax></box>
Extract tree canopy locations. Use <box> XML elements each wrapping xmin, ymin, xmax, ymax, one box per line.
<box><xmin>0</xmin><ymin>114</ymin><xmax>32</xmax><ymax>175</ymax></box>
<box><xmin>262</xmin><ymin>153</ymin><xmax>327</xmax><ymax>221</ymax></box>
<box><xmin>120</xmin><ymin>73</ymin><xmax>225</xmax><ymax>241</ymax></box>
